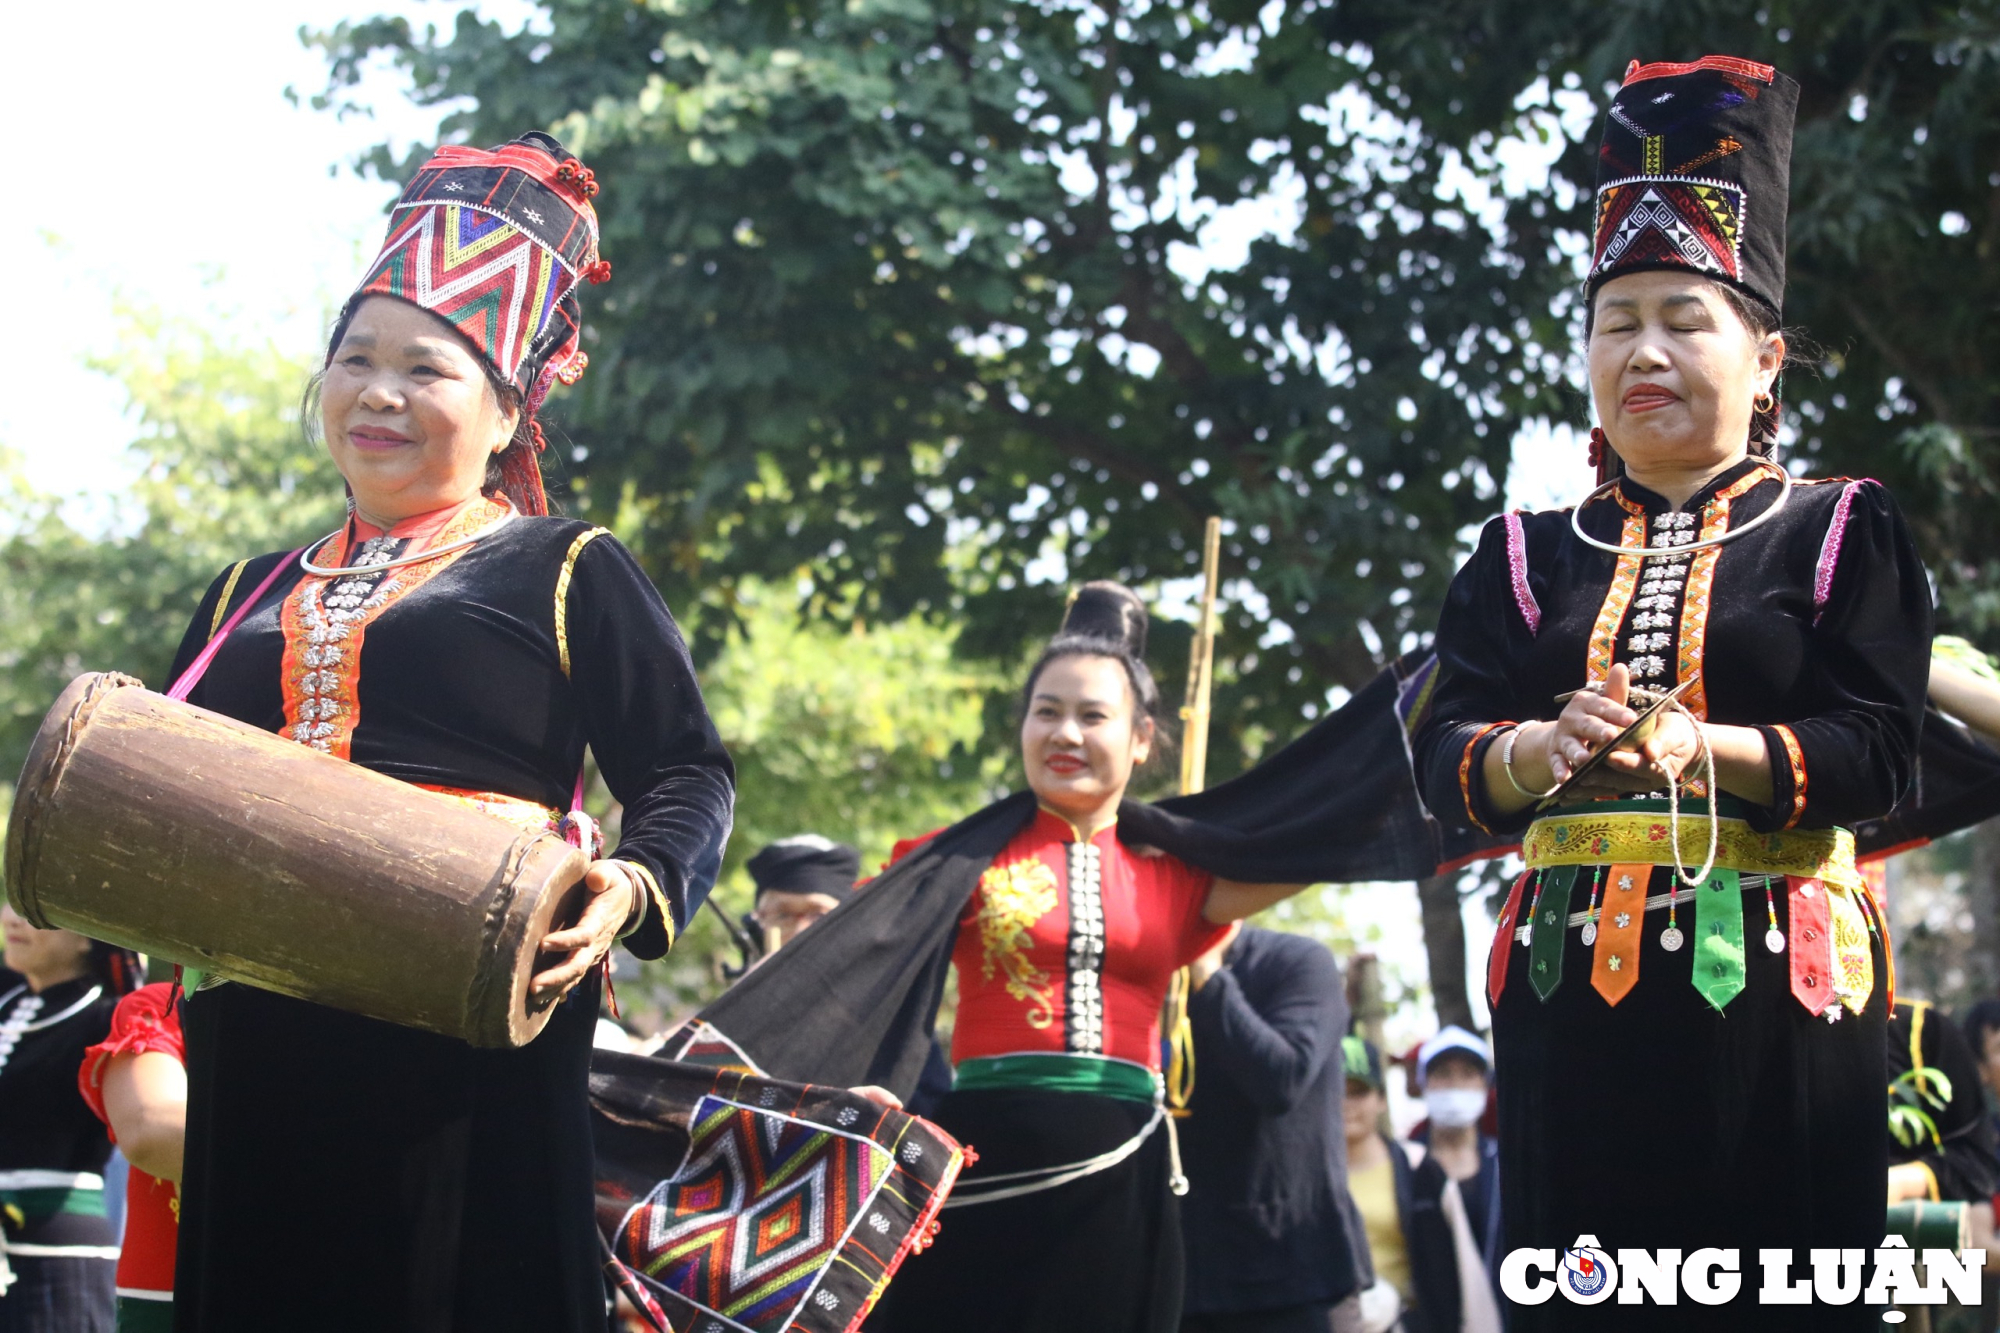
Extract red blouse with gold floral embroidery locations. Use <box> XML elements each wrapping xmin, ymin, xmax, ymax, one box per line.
<box><xmin>943</xmin><ymin>808</ymin><xmax>1227</xmax><ymax>1071</ymax></box>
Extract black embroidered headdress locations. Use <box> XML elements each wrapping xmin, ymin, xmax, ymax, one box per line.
<box><xmin>1586</xmin><ymin>56</ymin><xmax>1800</xmax><ymax>319</ymax></box>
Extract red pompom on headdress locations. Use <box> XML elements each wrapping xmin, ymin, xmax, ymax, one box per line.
<box><xmin>555</xmin><ymin>158</ymin><xmax>600</xmax><ymax>200</ymax></box>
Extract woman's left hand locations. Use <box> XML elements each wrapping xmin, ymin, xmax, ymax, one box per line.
<box><xmin>531</xmin><ymin>860</ymin><xmax>637</xmax><ymax>1008</ymax></box>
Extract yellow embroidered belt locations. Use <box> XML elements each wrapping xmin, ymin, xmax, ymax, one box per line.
<box><xmin>1523</xmin><ymin>811</ymin><xmax>1859</xmax><ymax>891</ymax></box>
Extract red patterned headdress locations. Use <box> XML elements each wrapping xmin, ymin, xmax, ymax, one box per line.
<box><xmin>336</xmin><ymin>131</ymin><xmax>610</xmax><ymax>515</ymax></box>
<box><xmin>1586</xmin><ymin>56</ymin><xmax>1799</xmax><ymax>320</ymax></box>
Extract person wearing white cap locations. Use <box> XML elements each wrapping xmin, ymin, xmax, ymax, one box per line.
<box><xmin>1408</xmin><ymin>1028</ymin><xmax>1502</xmax><ymax>1308</ymax></box>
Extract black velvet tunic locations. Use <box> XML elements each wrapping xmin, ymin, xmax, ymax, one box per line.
<box><xmin>1413</xmin><ymin>460</ymin><xmax>1931</xmax><ymax>1331</ymax></box>
<box><xmin>163</xmin><ymin>510</ymin><xmax>734</xmax><ymax>1333</ymax></box>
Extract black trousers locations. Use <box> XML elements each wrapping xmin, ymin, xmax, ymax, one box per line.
<box><xmin>1491</xmin><ymin>870</ymin><xmax>1889</xmax><ymax>1332</ymax></box>
<box><xmin>871</xmin><ymin>1087</ymin><xmax>1182</xmax><ymax>1333</ymax></box>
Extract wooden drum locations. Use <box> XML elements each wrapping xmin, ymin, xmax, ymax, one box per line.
<box><xmin>4</xmin><ymin>672</ymin><xmax>589</xmax><ymax>1048</ymax></box>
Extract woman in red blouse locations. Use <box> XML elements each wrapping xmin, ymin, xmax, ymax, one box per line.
<box><xmin>870</xmin><ymin>583</ymin><xmax>1307</xmax><ymax>1333</ymax></box>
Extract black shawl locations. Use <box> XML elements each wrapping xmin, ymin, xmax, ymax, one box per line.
<box><xmin>695</xmin><ymin>662</ymin><xmax>1438</xmax><ymax>1098</ymax></box>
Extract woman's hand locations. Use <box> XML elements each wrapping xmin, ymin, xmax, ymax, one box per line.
<box><xmin>850</xmin><ymin>1085</ymin><xmax>905</xmax><ymax>1110</ymax></box>
<box><xmin>531</xmin><ymin>860</ymin><xmax>637</xmax><ymax>1009</ymax></box>
<box><xmin>1485</xmin><ymin>662</ymin><xmax>1775</xmax><ymax>812</ymax></box>
<box><xmin>1484</xmin><ymin>665</ymin><xmax>1678</xmax><ymax>811</ymax></box>
<box><xmin>1886</xmin><ymin>1161</ymin><xmax>1937</xmax><ymax>1206</ymax></box>
<box><xmin>1544</xmin><ymin>664</ymin><xmax>1647</xmax><ymax>788</ymax></box>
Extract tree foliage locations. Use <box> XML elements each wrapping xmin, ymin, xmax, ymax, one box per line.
<box><xmin>315</xmin><ymin>0</ymin><xmax>1579</xmax><ymax>778</ymax></box>
<box><xmin>316</xmin><ymin>0</ymin><xmax>2000</xmax><ymax>766</ymax></box>
<box><xmin>0</xmin><ymin>311</ymin><xmax>344</xmax><ymax>778</ymax></box>
<box><xmin>621</xmin><ymin>581</ymin><xmax>1009</xmax><ymax>1025</ymax></box>
<box><xmin>1316</xmin><ymin>0</ymin><xmax>2000</xmax><ymax>646</ymax></box>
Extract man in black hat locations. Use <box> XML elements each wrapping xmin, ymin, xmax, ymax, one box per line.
<box><xmin>745</xmin><ymin>836</ymin><xmax>862</xmax><ymax>955</ymax></box>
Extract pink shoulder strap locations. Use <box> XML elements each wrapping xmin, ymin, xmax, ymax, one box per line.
<box><xmin>167</xmin><ymin>551</ymin><xmax>305</xmax><ymax>702</ymax></box>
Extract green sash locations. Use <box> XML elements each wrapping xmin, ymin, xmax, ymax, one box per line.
<box><xmin>1530</xmin><ymin>866</ymin><xmax>1579</xmax><ymax>1001</ymax></box>
<box><xmin>1692</xmin><ymin>869</ymin><xmax>1746</xmax><ymax>1011</ymax></box>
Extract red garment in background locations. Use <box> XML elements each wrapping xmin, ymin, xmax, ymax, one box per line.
<box><xmin>78</xmin><ymin>982</ymin><xmax>185</xmax><ymax>1305</ymax></box>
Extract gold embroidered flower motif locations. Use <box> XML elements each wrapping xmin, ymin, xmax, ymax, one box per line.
<box><xmin>976</xmin><ymin>857</ymin><xmax>1059</xmax><ymax>1029</ymax></box>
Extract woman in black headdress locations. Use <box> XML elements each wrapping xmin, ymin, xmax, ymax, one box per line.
<box><xmin>1412</xmin><ymin>56</ymin><xmax>1929</xmax><ymax>1330</ymax></box>
<box><xmin>866</xmin><ymin>582</ymin><xmax>1309</xmax><ymax>1333</ymax></box>
<box><xmin>160</xmin><ymin>134</ymin><xmax>734</xmax><ymax>1332</ymax></box>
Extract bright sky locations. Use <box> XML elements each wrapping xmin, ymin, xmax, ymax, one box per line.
<box><xmin>0</xmin><ymin>0</ymin><xmax>535</xmax><ymax>495</ymax></box>
<box><xmin>5</xmin><ymin>7</ymin><xmax>1592</xmax><ymax>514</ymax></box>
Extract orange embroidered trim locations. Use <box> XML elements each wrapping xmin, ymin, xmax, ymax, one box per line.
<box><xmin>1774</xmin><ymin>724</ymin><xmax>1808</xmax><ymax>830</ymax></box>
<box><xmin>279</xmin><ymin>498</ymin><xmax>508</xmax><ymax>759</ymax></box>
<box><xmin>1622</xmin><ymin>55</ymin><xmax>1776</xmax><ymax>87</ymax></box>
<box><xmin>1459</xmin><ymin>721</ymin><xmax>1515</xmax><ymax>834</ymax></box>
<box><xmin>1584</xmin><ymin>502</ymin><xmax>1648</xmax><ymax>686</ymax></box>
<box><xmin>415</xmin><ymin>783</ymin><xmax>561</xmax><ymax>833</ymax></box>
<box><xmin>1675</xmin><ymin>467</ymin><xmax>1775</xmax><ymax>721</ymax></box>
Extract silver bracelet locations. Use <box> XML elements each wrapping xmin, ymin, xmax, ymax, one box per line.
<box><xmin>612</xmin><ymin>863</ymin><xmax>650</xmax><ymax>940</ymax></box>
<box><xmin>1501</xmin><ymin>726</ymin><xmax>1562</xmax><ymax>800</ymax></box>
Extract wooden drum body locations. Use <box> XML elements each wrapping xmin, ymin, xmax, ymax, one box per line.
<box><xmin>4</xmin><ymin>673</ymin><xmax>589</xmax><ymax>1048</ymax></box>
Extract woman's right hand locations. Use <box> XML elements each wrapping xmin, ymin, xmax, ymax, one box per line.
<box><xmin>1486</xmin><ymin>664</ymin><xmax>1647</xmax><ymax>811</ymax></box>
<box><xmin>1543</xmin><ymin>663</ymin><xmax>1643</xmax><ymax>787</ymax></box>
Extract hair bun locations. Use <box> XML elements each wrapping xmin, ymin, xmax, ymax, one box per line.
<box><xmin>1060</xmin><ymin>580</ymin><xmax>1149</xmax><ymax>659</ymax></box>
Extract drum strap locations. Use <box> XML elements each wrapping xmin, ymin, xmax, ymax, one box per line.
<box><xmin>169</xmin><ymin>551</ymin><xmax>306</xmax><ymax>701</ymax></box>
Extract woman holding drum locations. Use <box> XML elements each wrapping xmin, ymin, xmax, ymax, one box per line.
<box><xmin>1413</xmin><ymin>58</ymin><xmax>1929</xmax><ymax>1330</ymax></box>
<box><xmin>161</xmin><ymin>134</ymin><xmax>734</xmax><ymax>1331</ymax></box>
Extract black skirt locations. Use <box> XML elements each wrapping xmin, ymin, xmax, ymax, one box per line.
<box><xmin>174</xmin><ymin>973</ymin><xmax>605</xmax><ymax>1333</ymax></box>
<box><xmin>870</xmin><ymin>1087</ymin><xmax>1182</xmax><ymax>1333</ymax></box>
<box><xmin>0</xmin><ymin>1255</ymin><xmax>114</xmax><ymax>1333</ymax></box>
<box><xmin>1492</xmin><ymin>870</ymin><xmax>1888</xmax><ymax>1332</ymax></box>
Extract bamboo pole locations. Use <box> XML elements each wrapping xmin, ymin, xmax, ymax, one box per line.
<box><xmin>1166</xmin><ymin>518</ymin><xmax>1223</xmax><ymax>1127</ymax></box>
<box><xmin>1179</xmin><ymin>517</ymin><xmax>1223</xmax><ymax>795</ymax></box>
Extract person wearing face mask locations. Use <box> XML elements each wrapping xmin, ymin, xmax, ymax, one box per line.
<box><xmin>1412</xmin><ymin>56</ymin><xmax>1930</xmax><ymax>1331</ymax></box>
<box><xmin>1406</xmin><ymin>1029</ymin><xmax>1501</xmax><ymax>1307</ymax></box>
<box><xmin>1341</xmin><ymin>1037</ymin><xmax>1501</xmax><ymax>1333</ymax></box>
